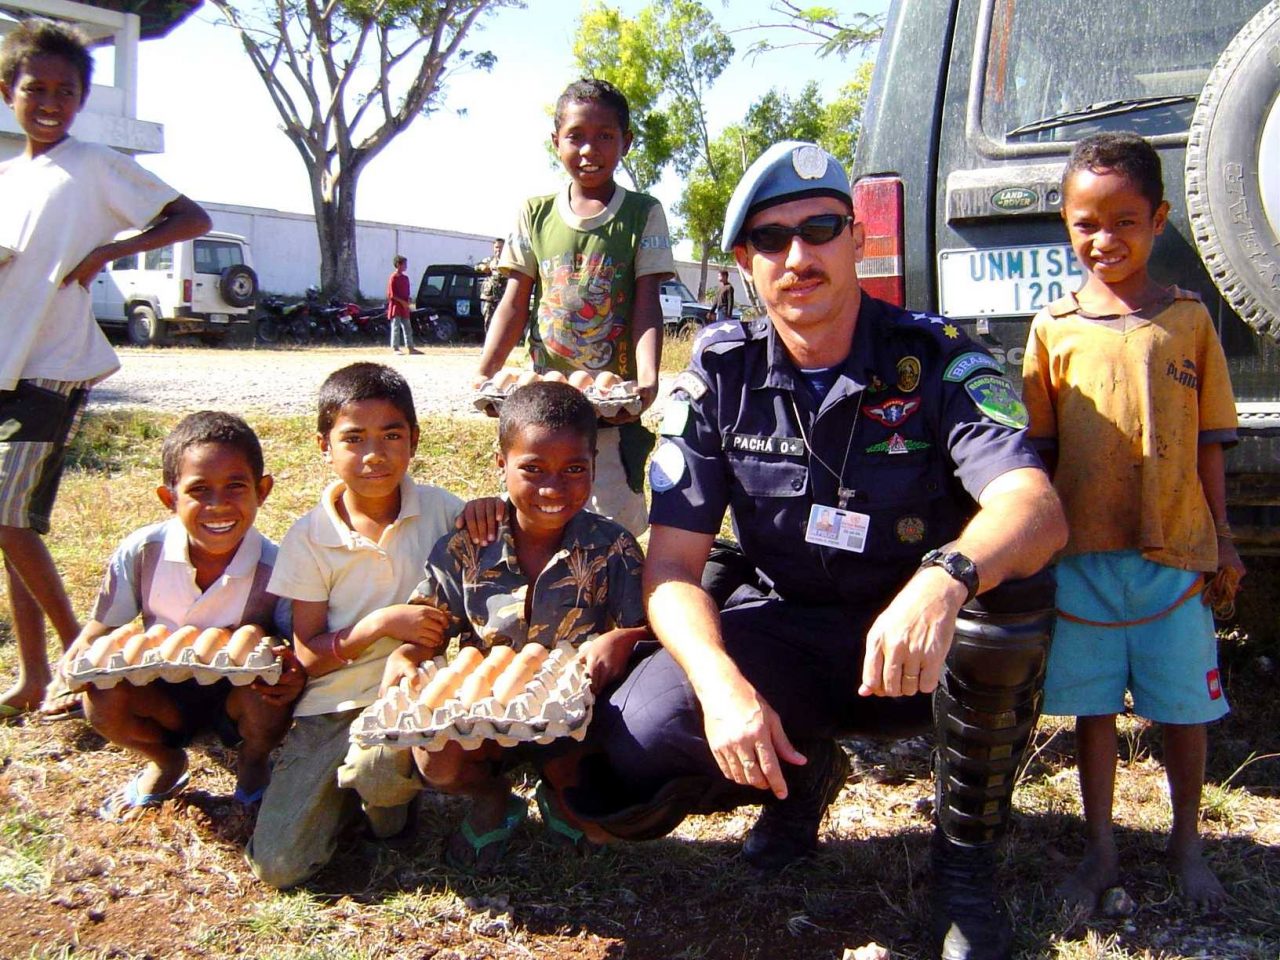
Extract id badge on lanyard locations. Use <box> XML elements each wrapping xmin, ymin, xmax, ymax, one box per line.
<box><xmin>804</xmin><ymin>503</ymin><xmax>870</xmax><ymax>553</ymax></box>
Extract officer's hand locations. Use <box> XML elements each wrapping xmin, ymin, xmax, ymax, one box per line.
<box><xmin>456</xmin><ymin>496</ymin><xmax>505</xmax><ymax>545</ymax></box>
<box><xmin>859</xmin><ymin>566</ymin><xmax>967</xmax><ymax>698</ymax></box>
<box><xmin>702</xmin><ymin>678</ymin><xmax>806</xmax><ymax>799</ymax></box>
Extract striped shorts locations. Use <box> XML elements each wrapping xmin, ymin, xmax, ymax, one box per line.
<box><xmin>0</xmin><ymin>378</ymin><xmax>91</xmax><ymax>534</ymax></box>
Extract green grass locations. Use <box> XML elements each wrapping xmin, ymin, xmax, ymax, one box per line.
<box><xmin>0</xmin><ymin>811</ymin><xmax>58</xmax><ymax>895</ymax></box>
<box><xmin>3</xmin><ymin>400</ymin><xmax>1280</xmax><ymax>959</ymax></box>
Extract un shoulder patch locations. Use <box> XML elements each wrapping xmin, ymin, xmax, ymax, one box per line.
<box><xmin>964</xmin><ymin>374</ymin><xmax>1029</xmax><ymax>428</ymax></box>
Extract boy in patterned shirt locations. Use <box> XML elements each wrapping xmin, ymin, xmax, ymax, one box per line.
<box><xmin>382</xmin><ymin>381</ymin><xmax>647</xmax><ymax>872</ymax></box>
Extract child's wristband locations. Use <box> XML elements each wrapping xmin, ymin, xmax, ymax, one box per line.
<box><xmin>1214</xmin><ymin>519</ymin><xmax>1234</xmax><ymax>540</ymax></box>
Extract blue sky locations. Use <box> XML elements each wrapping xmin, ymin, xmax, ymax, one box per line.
<box><xmin>123</xmin><ymin>1</ymin><xmax>881</xmax><ymax>253</ymax></box>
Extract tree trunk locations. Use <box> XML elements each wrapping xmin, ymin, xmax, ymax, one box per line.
<box><xmin>312</xmin><ymin>168</ymin><xmax>361</xmax><ymax>301</ymax></box>
<box><xmin>696</xmin><ymin>247</ymin><xmax>711</xmax><ymax>299</ymax></box>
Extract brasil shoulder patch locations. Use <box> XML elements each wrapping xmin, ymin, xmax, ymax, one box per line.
<box><xmin>964</xmin><ymin>374</ymin><xmax>1029</xmax><ymax>428</ymax></box>
<box><xmin>943</xmin><ymin>351</ymin><xmax>1004</xmax><ymax>382</ymax></box>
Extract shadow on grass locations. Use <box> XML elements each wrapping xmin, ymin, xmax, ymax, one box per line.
<box><xmin>256</xmin><ymin>786</ymin><xmax>1280</xmax><ymax>960</ymax></box>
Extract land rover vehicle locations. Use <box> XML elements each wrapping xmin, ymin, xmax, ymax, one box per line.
<box><xmin>852</xmin><ymin>0</ymin><xmax>1280</xmax><ymax>624</ymax></box>
<box><xmin>92</xmin><ymin>231</ymin><xmax>258</xmax><ymax>345</ymax></box>
<box><xmin>415</xmin><ymin>264</ymin><xmax>484</xmax><ymax>341</ymax></box>
<box><xmin>660</xmin><ymin>277</ymin><xmax>713</xmax><ymax>335</ymax></box>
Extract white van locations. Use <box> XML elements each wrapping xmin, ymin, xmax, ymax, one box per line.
<box><xmin>92</xmin><ymin>231</ymin><xmax>259</xmax><ymax>345</ymax></box>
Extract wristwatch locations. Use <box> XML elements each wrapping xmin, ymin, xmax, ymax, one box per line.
<box><xmin>919</xmin><ymin>548</ymin><xmax>979</xmax><ymax>603</ymax></box>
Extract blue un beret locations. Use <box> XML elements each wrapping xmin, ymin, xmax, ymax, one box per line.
<box><xmin>722</xmin><ymin>141</ymin><xmax>852</xmax><ymax>249</ymax></box>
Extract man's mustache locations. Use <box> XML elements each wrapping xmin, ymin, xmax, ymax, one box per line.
<box><xmin>776</xmin><ymin>270</ymin><xmax>828</xmax><ymax>290</ymax></box>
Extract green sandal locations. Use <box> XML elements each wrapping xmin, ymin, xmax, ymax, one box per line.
<box><xmin>535</xmin><ymin>780</ymin><xmax>594</xmax><ymax>854</ymax></box>
<box><xmin>445</xmin><ymin>794</ymin><xmax>528</xmax><ymax>873</ymax></box>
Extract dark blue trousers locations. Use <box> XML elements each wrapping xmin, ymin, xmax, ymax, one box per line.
<box><xmin>590</xmin><ymin>595</ymin><xmax>931</xmax><ymax>798</ymax></box>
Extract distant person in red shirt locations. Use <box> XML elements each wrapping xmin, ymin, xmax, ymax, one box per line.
<box><xmin>386</xmin><ymin>255</ymin><xmax>418</xmax><ymax>355</ymax></box>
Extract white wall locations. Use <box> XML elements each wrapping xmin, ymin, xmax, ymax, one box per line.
<box><xmin>201</xmin><ymin>201</ymin><xmax>497</xmax><ymax>299</ymax></box>
<box><xmin>673</xmin><ymin>262</ymin><xmax>748</xmax><ymax>304</ymax></box>
<box><xmin>203</xmin><ymin>199</ymin><xmax>752</xmax><ymax>305</ymax></box>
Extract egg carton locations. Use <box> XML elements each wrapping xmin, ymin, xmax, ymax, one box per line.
<box><xmin>66</xmin><ymin>636</ymin><xmax>283</xmax><ymax>691</ymax></box>
<box><xmin>473</xmin><ymin>379</ymin><xmax>643</xmax><ymax>419</ymax></box>
<box><xmin>350</xmin><ymin>642</ymin><xmax>593</xmax><ymax>751</ymax></box>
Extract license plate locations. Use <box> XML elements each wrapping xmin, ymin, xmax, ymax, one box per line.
<box><xmin>210</xmin><ymin>313</ymin><xmax>229</xmax><ymax>324</ymax></box>
<box><xmin>938</xmin><ymin>244</ymin><xmax>1083</xmax><ymax>318</ymax></box>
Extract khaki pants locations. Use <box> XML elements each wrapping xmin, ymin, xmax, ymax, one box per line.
<box><xmin>245</xmin><ymin>710</ymin><xmax>421</xmax><ymax>889</ymax></box>
<box><xmin>589</xmin><ymin>427</ymin><xmax>648</xmax><ymax>536</ymax></box>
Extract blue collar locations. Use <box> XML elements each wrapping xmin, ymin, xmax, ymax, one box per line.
<box><xmin>758</xmin><ymin>296</ymin><xmax>882</xmax><ymax>411</ymax></box>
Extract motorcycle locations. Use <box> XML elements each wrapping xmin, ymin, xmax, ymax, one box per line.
<box><xmin>255</xmin><ymin>296</ymin><xmax>311</xmax><ymax>345</ymax></box>
<box><xmin>410</xmin><ymin>306</ymin><xmax>459</xmax><ymax>344</ymax></box>
<box><xmin>310</xmin><ymin>296</ymin><xmax>360</xmax><ymax>343</ymax></box>
<box><xmin>338</xmin><ymin>301</ymin><xmax>390</xmax><ymax>342</ymax></box>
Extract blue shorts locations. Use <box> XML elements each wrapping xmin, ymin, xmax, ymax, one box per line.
<box><xmin>1043</xmin><ymin>551</ymin><xmax>1228</xmax><ymax>724</ymax></box>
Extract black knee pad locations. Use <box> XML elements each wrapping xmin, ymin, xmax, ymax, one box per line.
<box><xmin>933</xmin><ymin>568</ymin><xmax>1055</xmax><ymax>846</ymax></box>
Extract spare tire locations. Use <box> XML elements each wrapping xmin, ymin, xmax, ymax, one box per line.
<box><xmin>219</xmin><ymin>264</ymin><xmax>258</xmax><ymax>308</ymax></box>
<box><xmin>1185</xmin><ymin>0</ymin><xmax>1280</xmax><ymax>339</ymax></box>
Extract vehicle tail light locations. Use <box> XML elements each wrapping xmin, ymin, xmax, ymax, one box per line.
<box><xmin>182</xmin><ymin>278</ymin><xmax>192</xmax><ymax>303</ymax></box>
<box><xmin>853</xmin><ymin>175</ymin><xmax>905</xmax><ymax>306</ymax></box>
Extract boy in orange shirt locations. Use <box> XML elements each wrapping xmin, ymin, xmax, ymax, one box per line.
<box><xmin>1021</xmin><ymin>132</ymin><xmax>1244</xmax><ymax>910</ymax></box>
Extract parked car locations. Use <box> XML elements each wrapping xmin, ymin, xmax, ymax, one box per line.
<box><xmin>660</xmin><ymin>277</ymin><xmax>712</xmax><ymax>336</ymax></box>
<box><xmin>414</xmin><ymin>264</ymin><xmax>485</xmax><ymax>341</ymax></box>
<box><xmin>852</xmin><ymin>0</ymin><xmax>1280</xmax><ymax>586</ymax></box>
<box><xmin>92</xmin><ymin>231</ymin><xmax>258</xmax><ymax>345</ymax></box>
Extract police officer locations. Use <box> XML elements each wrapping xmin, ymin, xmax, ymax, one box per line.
<box><xmin>569</xmin><ymin>142</ymin><xmax>1068</xmax><ymax>960</ymax></box>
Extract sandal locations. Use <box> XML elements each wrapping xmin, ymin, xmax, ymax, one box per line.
<box><xmin>0</xmin><ymin>703</ymin><xmax>30</xmax><ymax>725</ymax></box>
<box><xmin>38</xmin><ymin>670</ymin><xmax>83</xmax><ymax>722</ymax></box>
<box><xmin>445</xmin><ymin>794</ymin><xmax>528</xmax><ymax>873</ymax></box>
<box><xmin>535</xmin><ymin>780</ymin><xmax>595</xmax><ymax>855</ymax></box>
<box><xmin>232</xmin><ymin>784</ymin><xmax>266</xmax><ymax>807</ymax></box>
<box><xmin>100</xmin><ymin>770</ymin><xmax>190</xmax><ymax>821</ymax></box>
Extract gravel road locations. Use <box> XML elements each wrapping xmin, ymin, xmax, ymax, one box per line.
<box><xmin>88</xmin><ymin>344</ymin><xmax>676</xmax><ymax>420</ymax></box>
<box><xmin>89</xmin><ymin>344</ymin><xmax>500</xmax><ymax>419</ymax></box>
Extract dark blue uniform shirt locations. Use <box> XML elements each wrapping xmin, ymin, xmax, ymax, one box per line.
<box><xmin>649</xmin><ymin>295</ymin><xmax>1044</xmax><ymax>608</ymax></box>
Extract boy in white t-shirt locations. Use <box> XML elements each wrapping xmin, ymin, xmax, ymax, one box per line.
<box><xmin>246</xmin><ymin>363</ymin><xmax>465</xmax><ymax>890</ymax></box>
<box><xmin>0</xmin><ymin>20</ymin><xmax>211</xmax><ymax>722</ymax></box>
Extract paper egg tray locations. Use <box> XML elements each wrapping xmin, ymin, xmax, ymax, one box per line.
<box><xmin>67</xmin><ymin>637</ymin><xmax>282</xmax><ymax>691</ymax></box>
<box><xmin>473</xmin><ymin>380</ymin><xmax>643</xmax><ymax>419</ymax></box>
<box><xmin>350</xmin><ymin>643</ymin><xmax>593</xmax><ymax>751</ymax></box>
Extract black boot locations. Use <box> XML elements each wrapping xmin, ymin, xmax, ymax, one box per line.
<box><xmin>929</xmin><ymin>831</ymin><xmax>1012</xmax><ymax>960</ymax></box>
<box><xmin>741</xmin><ymin>738</ymin><xmax>849</xmax><ymax>870</ymax></box>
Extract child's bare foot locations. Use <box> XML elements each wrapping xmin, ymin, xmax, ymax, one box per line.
<box><xmin>445</xmin><ymin>790</ymin><xmax>527</xmax><ymax>874</ymax></box>
<box><xmin>1</xmin><ymin>680</ymin><xmax>46</xmax><ymax>716</ymax></box>
<box><xmin>1169</xmin><ymin>839</ymin><xmax>1227</xmax><ymax>908</ymax></box>
<box><xmin>137</xmin><ymin>753</ymin><xmax>189</xmax><ymax>797</ymax></box>
<box><xmin>1057</xmin><ymin>843</ymin><xmax>1120</xmax><ymax>911</ymax></box>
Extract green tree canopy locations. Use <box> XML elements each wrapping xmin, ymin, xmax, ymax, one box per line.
<box><xmin>744</xmin><ymin>1</ymin><xmax>883</xmax><ymax>60</ymax></box>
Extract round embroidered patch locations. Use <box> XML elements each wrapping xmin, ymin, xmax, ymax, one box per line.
<box><xmin>896</xmin><ymin>516</ymin><xmax>926</xmax><ymax>543</ymax></box>
<box><xmin>896</xmin><ymin>356</ymin><xmax>921</xmax><ymax>393</ymax></box>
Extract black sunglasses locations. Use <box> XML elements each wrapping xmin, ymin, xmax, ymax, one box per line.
<box><xmin>746</xmin><ymin>214</ymin><xmax>853</xmax><ymax>254</ymax></box>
